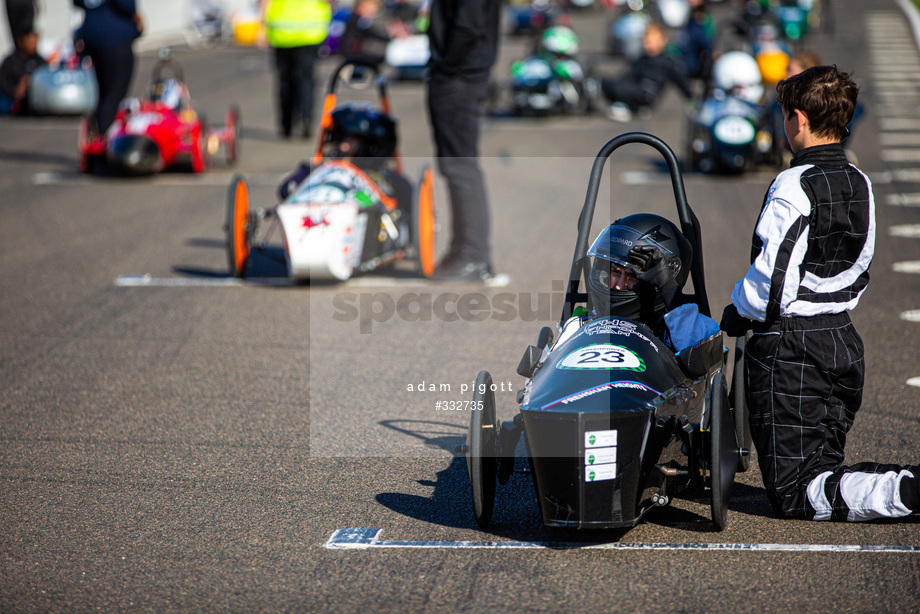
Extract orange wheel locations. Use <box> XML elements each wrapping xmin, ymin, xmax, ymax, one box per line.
<box><xmin>226</xmin><ymin>174</ymin><xmax>251</xmax><ymax>277</ymax></box>
<box><xmin>413</xmin><ymin>166</ymin><xmax>437</xmax><ymax>278</ymax></box>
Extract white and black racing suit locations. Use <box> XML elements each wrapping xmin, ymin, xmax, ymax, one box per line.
<box><xmin>731</xmin><ymin>143</ymin><xmax>919</xmax><ymax>521</ymax></box>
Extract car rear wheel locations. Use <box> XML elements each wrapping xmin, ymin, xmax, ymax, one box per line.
<box><xmin>730</xmin><ymin>336</ymin><xmax>752</xmax><ymax>472</ymax></box>
<box><xmin>708</xmin><ymin>371</ymin><xmax>738</xmax><ymax>531</ymax></box>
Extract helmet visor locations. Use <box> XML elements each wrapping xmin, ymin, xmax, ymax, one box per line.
<box><xmin>587</xmin><ymin>223</ymin><xmax>677</xmax><ymax>271</ymax></box>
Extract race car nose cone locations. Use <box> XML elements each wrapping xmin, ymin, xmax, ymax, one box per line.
<box><xmin>108</xmin><ymin>135</ymin><xmax>161</xmax><ymax>175</ymax></box>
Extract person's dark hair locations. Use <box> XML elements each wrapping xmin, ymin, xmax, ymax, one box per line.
<box><xmin>776</xmin><ymin>65</ymin><xmax>858</xmax><ymax>140</ymax></box>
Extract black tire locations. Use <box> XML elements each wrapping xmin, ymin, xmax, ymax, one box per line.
<box><xmin>709</xmin><ymin>371</ymin><xmax>738</xmax><ymax>531</ymax></box>
<box><xmin>730</xmin><ymin>335</ymin><xmax>753</xmax><ymax>472</ymax></box>
<box><xmin>466</xmin><ymin>370</ymin><xmax>499</xmax><ymax>529</ymax></box>
<box><xmin>226</xmin><ymin>174</ymin><xmax>251</xmax><ymax>278</ymax></box>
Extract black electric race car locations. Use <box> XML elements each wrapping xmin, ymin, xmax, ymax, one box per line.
<box><xmin>465</xmin><ymin>132</ymin><xmax>752</xmax><ymax>531</ymax></box>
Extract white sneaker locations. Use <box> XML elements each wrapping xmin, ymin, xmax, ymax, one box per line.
<box><xmin>605</xmin><ymin>102</ymin><xmax>633</xmax><ymax>122</ymax></box>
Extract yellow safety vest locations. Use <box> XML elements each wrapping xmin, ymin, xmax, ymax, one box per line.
<box><xmin>265</xmin><ymin>0</ymin><xmax>332</xmax><ymax>48</ymax></box>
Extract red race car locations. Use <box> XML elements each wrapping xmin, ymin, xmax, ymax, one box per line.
<box><xmin>79</xmin><ymin>49</ymin><xmax>239</xmax><ymax>175</ymax></box>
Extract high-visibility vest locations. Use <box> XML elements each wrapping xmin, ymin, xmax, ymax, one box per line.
<box><xmin>265</xmin><ymin>0</ymin><xmax>332</xmax><ymax>48</ymax></box>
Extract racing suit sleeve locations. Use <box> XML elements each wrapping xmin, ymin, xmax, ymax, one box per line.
<box><xmin>730</xmin><ymin>170</ymin><xmax>812</xmax><ymax>322</ymax></box>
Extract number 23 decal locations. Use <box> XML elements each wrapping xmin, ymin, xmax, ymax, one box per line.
<box><xmin>558</xmin><ymin>344</ymin><xmax>646</xmax><ymax>371</ymax></box>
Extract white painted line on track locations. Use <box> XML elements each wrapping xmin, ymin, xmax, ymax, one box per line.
<box><xmin>880</xmin><ymin>119</ymin><xmax>920</xmax><ymax>131</ymax></box>
<box><xmin>345</xmin><ymin>273</ymin><xmax>512</xmax><ymax>288</ymax></box>
<box><xmin>115</xmin><ymin>274</ymin><xmax>294</xmax><ymax>287</ymax></box>
<box><xmin>617</xmin><ymin>171</ymin><xmax>773</xmax><ymax>186</ymax></box>
<box><xmin>908</xmin><ymin>377</ymin><xmax>920</xmax><ymax>388</ymax></box>
<box><xmin>113</xmin><ymin>273</ymin><xmax>514</xmax><ymax>289</ymax></box>
<box><xmin>889</xmin><ymin>224</ymin><xmax>920</xmax><ymax>238</ymax></box>
<box><xmin>900</xmin><ymin>310</ymin><xmax>920</xmax><ymax>322</ymax></box>
<box><xmin>872</xmin><ymin>73</ymin><xmax>920</xmax><ymax>80</ymax></box>
<box><xmin>893</xmin><ymin>261</ymin><xmax>920</xmax><ymax>273</ymax></box>
<box><xmin>877</xmin><ymin>105</ymin><xmax>920</xmax><ymax>115</ymax></box>
<box><xmin>882</xmin><ymin>150</ymin><xmax>920</xmax><ymax>162</ymax></box>
<box><xmin>879</xmin><ymin>134</ymin><xmax>920</xmax><ymax>147</ymax></box>
<box><xmin>888</xmin><ymin>193</ymin><xmax>920</xmax><ymax>206</ymax></box>
<box><xmin>325</xmin><ymin>529</ymin><xmax>920</xmax><ymax>552</ymax></box>
<box><xmin>870</xmin><ymin>169</ymin><xmax>920</xmax><ymax>184</ymax></box>
<box><xmin>34</xmin><ymin>171</ymin><xmax>286</xmax><ymax>187</ymax></box>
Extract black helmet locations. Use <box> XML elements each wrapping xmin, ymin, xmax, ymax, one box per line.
<box><xmin>587</xmin><ymin>213</ymin><xmax>692</xmax><ymax>319</ymax></box>
<box><xmin>324</xmin><ymin>102</ymin><xmax>397</xmax><ymax>164</ymax></box>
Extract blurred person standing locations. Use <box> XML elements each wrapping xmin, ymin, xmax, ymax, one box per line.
<box><xmin>426</xmin><ymin>0</ymin><xmax>500</xmax><ymax>282</ymax></box>
<box><xmin>259</xmin><ymin>0</ymin><xmax>331</xmax><ymax>139</ymax></box>
<box><xmin>5</xmin><ymin>0</ymin><xmax>38</xmax><ymax>47</ymax></box>
<box><xmin>73</xmin><ymin>0</ymin><xmax>143</xmax><ymax>135</ymax></box>
<box><xmin>340</xmin><ymin>0</ymin><xmax>391</xmax><ymax>66</ymax></box>
<box><xmin>0</xmin><ymin>25</ymin><xmax>46</xmax><ymax>114</ymax></box>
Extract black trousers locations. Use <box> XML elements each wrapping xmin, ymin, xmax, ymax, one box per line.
<box><xmin>746</xmin><ymin>313</ymin><xmax>915</xmax><ymax>520</ymax></box>
<box><xmin>426</xmin><ymin>73</ymin><xmax>490</xmax><ymax>263</ymax></box>
<box><xmin>5</xmin><ymin>0</ymin><xmax>34</xmax><ymax>40</ymax></box>
<box><xmin>600</xmin><ymin>77</ymin><xmax>658</xmax><ymax>112</ymax></box>
<box><xmin>273</xmin><ymin>44</ymin><xmax>319</xmax><ymax>136</ymax></box>
<box><xmin>86</xmin><ymin>40</ymin><xmax>135</xmax><ymax>134</ymax></box>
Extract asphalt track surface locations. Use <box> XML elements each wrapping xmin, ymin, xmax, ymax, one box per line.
<box><xmin>3</xmin><ymin>1</ymin><xmax>920</xmax><ymax>611</ymax></box>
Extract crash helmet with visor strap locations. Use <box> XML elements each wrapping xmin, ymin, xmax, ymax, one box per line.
<box><xmin>587</xmin><ymin>213</ymin><xmax>692</xmax><ymax>319</ymax></box>
<box><xmin>325</xmin><ymin>102</ymin><xmax>398</xmax><ymax>164</ymax></box>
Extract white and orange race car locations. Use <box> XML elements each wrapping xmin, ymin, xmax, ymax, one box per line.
<box><xmin>225</xmin><ymin>60</ymin><xmax>435</xmax><ymax>281</ymax></box>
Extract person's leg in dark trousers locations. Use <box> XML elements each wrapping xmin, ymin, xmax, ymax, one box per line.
<box><xmin>298</xmin><ymin>44</ymin><xmax>320</xmax><ymax>136</ymax></box>
<box><xmin>89</xmin><ymin>40</ymin><xmax>135</xmax><ymax>134</ymax></box>
<box><xmin>274</xmin><ymin>45</ymin><xmax>300</xmax><ymax>137</ymax></box>
<box><xmin>426</xmin><ymin>74</ymin><xmax>491</xmax><ymax>265</ymax></box>
<box><xmin>744</xmin><ymin>313</ymin><xmax>917</xmax><ymax>521</ymax></box>
<box><xmin>600</xmin><ymin>77</ymin><xmax>651</xmax><ymax>112</ymax></box>
<box><xmin>5</xmin><ymin>0</ymin><xmax>34</xmax><ymax>41</ymax></box>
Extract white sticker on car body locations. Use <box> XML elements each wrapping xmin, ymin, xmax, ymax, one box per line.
<box><xmin>585</xmin><ymin>464</ymin><xmax>617</xmax><ymax>482</ymax></box>
<box><xmin>558</xmin><ymin>344</ymin><xmax>646</xmax><ymax>371</ymax></box>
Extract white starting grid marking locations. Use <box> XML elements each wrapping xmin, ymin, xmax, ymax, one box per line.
<box><xmin>879</xmin><ymin>119</ymin><xmax>920</xmax><ymax>131</ymax></box>
<box><xmin>879</xmin><ymin>133</ymin><xmax>920</xmax><ymax>147</ymax></box>
<box><xmin>901</xmin><ymin>310</ymin><xmax>920</xmax><ymax>322</ymax></box>
<box><xmin>871</xmin><ymin>169</ymin><xmax>920</xmax><ymax>184</ymax></box>
<box><xmin>893</xmin><ymin>261</ymin><xmax>920</xmax><ymax>273</ymax></box>
<box><xmin>114</xmin><ymin>274</ymin><xmax>288</xmax><ymax>287</ymax></box>
<box><xmin>889</xmin><ymin>224</ymin><xmax>920</xmax><ymax>238</ymax></box>
<box><xmin>325</xmin><ymin>529</ymin><xmax>920</xmax><ymax>553</ymax></box>
<box><xmin>887</xmin><ymin>193</ymin><xmax>920</xmax><ymax>206</ymax></box>
<box><xmin>33</xmin><ymin>171</ymin><xmax>286</xmax><ymax>187</ymax></box>
<box><xmin>115</xmin><ymin>273</ymin><xmax>513</xmax><ymax>289</ymax></box>
<box><xmin>882</xmin><ymin>150</ymin><xmax>920</xmax><ymax>163</ymax></box>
